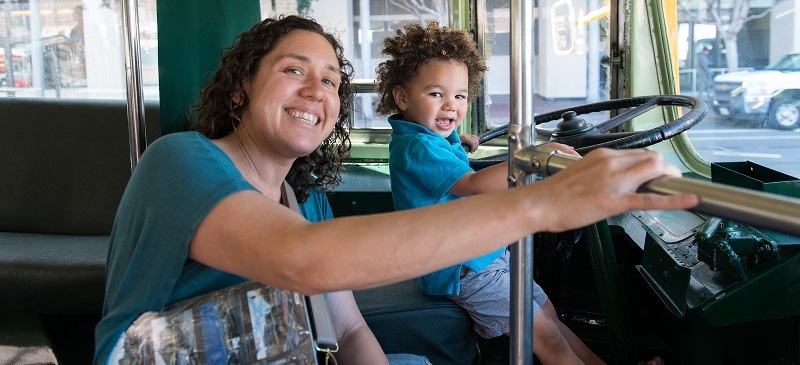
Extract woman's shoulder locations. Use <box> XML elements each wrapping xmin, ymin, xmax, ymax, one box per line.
<box><xmin>136</xmin><ymin>131</ymin><xmax>234</xmax><ymax>177</ymax></box>
<box><xmin>148</xmin><ymin>131</ymin><xmax>208</xmax><ymax>151</ymax></box>
<box><xmin>123</xmin><ymin>131</ymin><xmax>247</xmax><ymax>212</ymax></box>
<box><xmin>143</xmin><ymin>132</ymin><xmax>226</xmax><ymax>161</ymax></box>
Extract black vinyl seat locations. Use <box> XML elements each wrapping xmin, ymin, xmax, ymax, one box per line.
<box><xmin>0</xmin><ymin>98</ymin><xmax>160</xmax><ymax>364</ymax></box>
<box><xmin>354</xmin><ymin>279</ymin><xmax>479</xmax><ymax>364</ymax></box>
<box><xmin>0</xmin><ymin>98</ymin><xmax>160</xmax><ymax>315</ymax></box>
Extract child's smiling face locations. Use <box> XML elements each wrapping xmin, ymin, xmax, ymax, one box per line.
<box><xmin>392</xmin><ymin>59</ymin><xmax>469</xmax><ymax>138</ymax></box>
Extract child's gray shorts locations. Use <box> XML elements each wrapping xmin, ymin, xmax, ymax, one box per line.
<box><xmin>444</xmin><ymin>250</ymin><xmax>548</xmax><ymax>339</ymax></box>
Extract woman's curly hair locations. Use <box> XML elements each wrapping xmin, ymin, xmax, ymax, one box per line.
<box><xmin>375</xmin><ymin>22</ymin><xmax>487</xmax><ymax>116</ymax></box>
<box><xmin>190</xmin><ymin>15</ymin><xmax>354</xmax><ymax>203</ymax></box>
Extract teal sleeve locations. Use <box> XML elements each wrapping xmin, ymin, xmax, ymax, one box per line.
<box><xmin>299</xmin><ymin>188</ymin><xmax>334</xmax><ymax>223</ymax></box>
<box><xmin>96</xmin><ymin>132</ymin><xmax>253</xmax><ymax>364</ymax></box>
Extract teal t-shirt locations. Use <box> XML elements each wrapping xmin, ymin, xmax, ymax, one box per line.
<box><xmin>388</xmin><ymin>116</ymin><xmax>504</xmax><ymax>296</ymax></box>
<box><xmin>94</xmin><ymin>131</ymin><xmax>333</xmax><ymax>364</ymax></box>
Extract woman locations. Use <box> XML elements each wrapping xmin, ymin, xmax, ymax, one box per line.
<box><xmin>95</xmin><ymin>15</ymin><xmax>698</xmax><ymax>364</ymax></box>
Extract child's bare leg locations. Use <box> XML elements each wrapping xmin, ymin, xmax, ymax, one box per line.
<box><xmin>505</xmin><ymin>310</ymin><xmax>584</xmax><ymax>365</ymax></box>
<box><xmin>531</xmin><ymin>310</ymin><xmax>583</xmax><ymax>365</ymax></box>
<box><xmin>541</xmin><ymin>300</ymin><xmax>606</xmax><ymax>365</ymax></box>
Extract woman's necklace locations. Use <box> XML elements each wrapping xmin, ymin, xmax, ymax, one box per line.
<box><xmin>235</xmin><ymin>129</ymin><xmax>261</xmax><ymax>181</ymax></box>
<box><xmin>234</xmin><ymin>128</ymin><xmax>288</xmax><ymax>206</ymax></box>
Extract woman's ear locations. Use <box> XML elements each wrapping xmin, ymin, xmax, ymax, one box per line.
<box><xmin>392</xmin><ymin>85</ymin><xmax>408</xmax><ymax>111</ymax></box>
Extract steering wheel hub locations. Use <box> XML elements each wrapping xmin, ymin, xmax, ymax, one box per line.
<box><xmin>551</xmin><ymin>111</ymin><xmax>594</xmax><ymax>138</ymax></box>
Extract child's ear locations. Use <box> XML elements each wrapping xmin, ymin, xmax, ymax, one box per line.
<box><xmin>392</xmin><ymin>85</ymin><xmax>409</xmax><ymax>111</ymax></box>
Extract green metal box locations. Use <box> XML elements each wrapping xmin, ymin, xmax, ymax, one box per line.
<box><xmin>711</xmin><ymin>161</ymin><xmax>800</xmax><ymax>198</ymax></box>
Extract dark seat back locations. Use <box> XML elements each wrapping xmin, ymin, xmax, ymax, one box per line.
<box><xmin>0</xmin><ymin>98</ymin><xmax>159</xmax><ymax>235</ymax></box>
<box><xmin>0</xmin><ymin>97</ymin><xmax>160</xmax><ymax>314</ymax></box>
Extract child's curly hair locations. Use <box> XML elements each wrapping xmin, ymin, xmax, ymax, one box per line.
<box><xmin>375</xmin><ymin>22</ymin><xmax>487</xmax><ymax>116</ymax></box>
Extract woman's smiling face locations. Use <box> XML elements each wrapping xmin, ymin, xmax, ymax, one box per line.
<box><xmin>242</xmin><ymin>29</ymin><xmax>342</xmax><ymax>159</ymax></box>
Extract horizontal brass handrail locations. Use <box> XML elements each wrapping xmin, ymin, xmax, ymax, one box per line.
<box><xmin>515</xmin><ymin>146</ymin><xmax>800</xmax><ymax>237</ymax></box>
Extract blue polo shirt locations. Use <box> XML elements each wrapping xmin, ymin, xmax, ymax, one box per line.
<box><xmin>388</xmin><ymin>115</ymin><xmax>504</xmax><ymax>295</ymax></box>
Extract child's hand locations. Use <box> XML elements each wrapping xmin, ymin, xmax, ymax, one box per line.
<box><xmin>460</xmin><ymin>134</ymin><xmax>480</xmax><ymax>153</ymax></box>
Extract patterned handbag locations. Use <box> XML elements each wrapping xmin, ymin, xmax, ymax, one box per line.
<box><xmin>111</xmin><ymin>183</ymin><xmax>337</xmax><ymax>365</ymax></box>
<box><xmin>113</xmin><ymin>281</ymin><xmax>317</xmax><ymax>365</ymax></box>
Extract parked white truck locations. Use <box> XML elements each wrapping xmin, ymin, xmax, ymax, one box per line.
<box><xmin>711</xmin><ymin>53</ymin><xmax>800</xmax><ymax>129</ymax></box>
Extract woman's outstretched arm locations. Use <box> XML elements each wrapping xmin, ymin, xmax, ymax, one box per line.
<box><xmin>190</xmin><ymin>148</ymin><xmax>698</xmax><ymax>294</ymax></box>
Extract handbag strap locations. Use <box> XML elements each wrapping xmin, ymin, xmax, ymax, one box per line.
<box><xmin>282</xmin><ymin>182</ymin><xmax>340</xmax><ymax>356</ymax></box>
<box><xmin>281</xmin><ymin>181</ymin><xmax>300</xmax><ymax>212</ymax></box>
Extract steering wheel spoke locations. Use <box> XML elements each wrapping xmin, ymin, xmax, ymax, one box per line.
<box><xmin>593</xmin><ymin>99</ymin><xmax>660</xmax><ymax>133</ymax></box>
<box><xmin>536</xmin><ymin>128</ymin><xmax>554</xmax><ymax>140</ymax></box>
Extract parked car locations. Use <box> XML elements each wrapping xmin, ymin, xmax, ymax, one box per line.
<box><xmin>0</xmin><ymin>50</ymin><xmax>32</xmax><ymax>88</ymax></box>
<box><xmin>711</xmin><ymin>52</ymin><xmax>800</xmax><ymax>129</ymax></box>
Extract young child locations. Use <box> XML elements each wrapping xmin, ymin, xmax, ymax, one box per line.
<box><xmin>375</xmin><ymin>22</ymin><xmax>607</xmax><ymax>365</ymax></box>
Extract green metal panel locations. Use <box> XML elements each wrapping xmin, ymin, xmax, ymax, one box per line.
<box><xmin>157</xmin><ymin>0</ymin><xmax>261</xmax><ymax>134</ymax></box>
<box><xmin>586</xmin><ymin>222</ymin><xmax>638</xmax><ymax>364</ymax></box>
<box><xmin>452</xmin><ymin>0</ymin><xmax>475</xmax><ymax>137</ymax></box>
<box><xmin>328</xmin><ymin>191</ymin><xmax>394</xmax><ymax>217</ymax></box>
<box><xmin>626</xmin><ymin>0</ymin><xmax>712</xmax><ymax>177</ymax></box>
<box><xmin>700</xmin><ymin>251</ymin><xmax>800</xmax><ymax>326</ymax></box>
<box><xmin>450</xmin><ymin>0</ymin><xmax>471</xmax><ymax>30</ymax></box>
<box><xmin>637</xmin><ymin>236</ymin><xmax>694</xmax><ymax>317</ymax></box>
<box><xmin>328</xmin><ymin>164</ymin><xmax>394</xmax><ymax>217</ymax></box>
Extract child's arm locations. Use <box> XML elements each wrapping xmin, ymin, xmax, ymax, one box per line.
<box><xmin>449</xmin><ymin>142</ymin><xmax>577</xmax><ymax>196</ymax></box>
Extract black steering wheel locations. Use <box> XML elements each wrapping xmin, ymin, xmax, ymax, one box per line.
<box><xmin>472</xmin><ymin>95</ymin><xmax>706</xmax><ymax>168</ymax></box>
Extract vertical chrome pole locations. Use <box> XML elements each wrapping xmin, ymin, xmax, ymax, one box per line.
<box><xmin>120</xmin><ymin>0</ymin><xmax>147</xmax><ymax>171</ymax></box>
<box><xmin>2</xmin><ymin>2</ymin><xmax>13</xmax><ymax>89</ymax></box>
<box><xmin>29</xmin><ymin>0</ymin><xmax>44</xmax><ymax>97</ymax></box>
<box><xmin>474</xmin><ymin>0</ymin><xmax>487</xmax><ymax>133</ymax></box>
<box><xmin>509</xmin><ymin>0</ymin><xmax>535</xmax><ymax>364</ymax></box>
